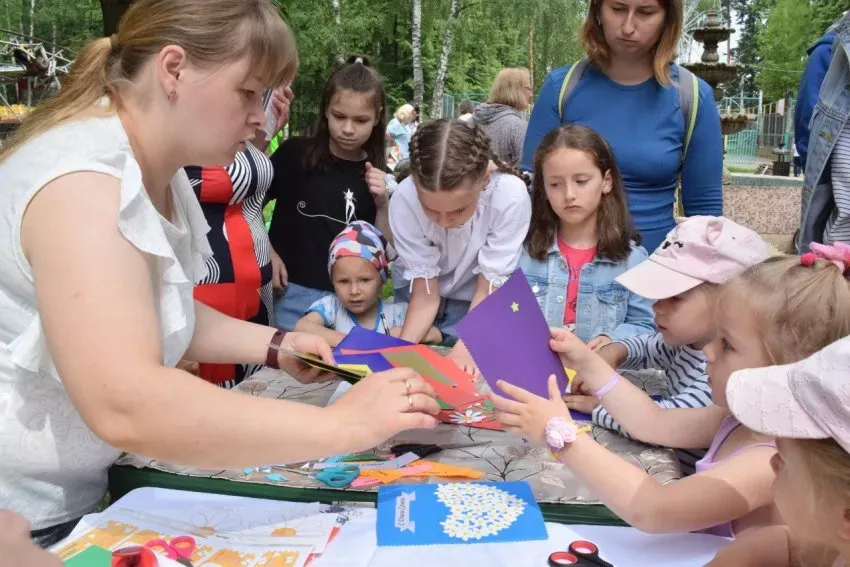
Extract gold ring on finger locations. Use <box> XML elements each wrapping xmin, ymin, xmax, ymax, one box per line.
<box><xmin>408</xmin><ymin>395</ymin><xmax>414</xmax><ymax>411</ymax></box>
<box><xmin>404</xmin><ymin>378</ymin><xmax>412</xmax><ymax>396</ymax></box>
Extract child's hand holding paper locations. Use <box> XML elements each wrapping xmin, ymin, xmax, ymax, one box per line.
<box><xmin>490</xmin><ymin>375</ymin><xmax>574</xmax><ymax>444</ymax></box>
<box><xmin>550</xmin><ymin>328</ymin><xmax>618</xmax><ymax>395</ymax></box>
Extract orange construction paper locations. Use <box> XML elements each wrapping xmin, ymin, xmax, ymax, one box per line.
<box><xmin>359</xmin><ymin>461</ymin><xmax>484</xmax><ymax>484</ymax></box>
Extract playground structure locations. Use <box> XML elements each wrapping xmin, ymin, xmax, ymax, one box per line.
<box><xmin>0</xmin><ymin>29</ymin><xmax>74</xmax><ymax>141</ymax></box>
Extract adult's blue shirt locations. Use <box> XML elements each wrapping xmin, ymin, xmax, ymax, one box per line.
<box><xmin>521</xmin><ymin>63</ymin><xmax>723</xmax><ymax>252</ymax></box>
<box><xmin>795</xmin><ymin>29</ymin><xmax>838</xmax><ymax>170</ymax></box>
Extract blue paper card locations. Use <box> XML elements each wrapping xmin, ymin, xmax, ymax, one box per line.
<box><xmin>376</xmin><ymin>481</ymin><xmax>548</xmax><ymax>546</ymax></box>
<box><xmin>334</xmin><ymin>326</ymin><xmax>412</xmax><ymax>355</ymax></box>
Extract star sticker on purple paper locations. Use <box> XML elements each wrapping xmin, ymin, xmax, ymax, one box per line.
<box><xmin>511</xmin><ymin>302</ymin><xmax>519</xmax><ymax>312</ymax></box>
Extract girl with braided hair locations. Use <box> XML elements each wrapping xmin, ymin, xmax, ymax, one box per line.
<box><xmin>390</xmin><ymin>119</ymin><xmax>531</xmax><ymax>370</ymax></box>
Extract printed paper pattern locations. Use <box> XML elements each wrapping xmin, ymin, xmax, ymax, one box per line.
<box><xmin>376</xmin><ymin>481</ymin><xmax>547</xmax><ymax>546</ymax></box>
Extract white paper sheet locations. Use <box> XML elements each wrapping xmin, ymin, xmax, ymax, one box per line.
<box><xmin>59</xmin><ymin>487</ymin><xmax>730</xmax><ymax>567</ymax></box>
<box><xmin>315</xmin><ymin>508</ymin><xmax>731</xmax><ymax>567</ymax></box>
<box><xmin>326</xmin><ymin>380</ymin><xmax>352</xmax><ymax>406</ymax></box>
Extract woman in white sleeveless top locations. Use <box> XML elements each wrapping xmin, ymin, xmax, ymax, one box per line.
<box><xmin>0</xmin><ymin>0</ymin><xmax>440</xmax><ymax>546</ymax></box>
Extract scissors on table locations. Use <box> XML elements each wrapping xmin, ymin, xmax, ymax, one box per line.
<box><xmin>111</xmin><ymin>545</ymin><xmax>158</xmax><ymax>567</ymax></box>
<box><xmin>548</xmin><ymin>540</ymin><xmax>613</xmax><ymax>566</ymax></box>
<box><xmin>314</xmin><ymin>464</ymin><xmax>360</xmax><ymax>488</ymax></box>
<box><xmin>145</xmin><ymin>535</ymin><xmax>197</xmax><ymax>566</ymax></box>
<box><xmin>390</xmin><ymin>441</ymin><xmax>491</xmax><ymax>459</ymax></box>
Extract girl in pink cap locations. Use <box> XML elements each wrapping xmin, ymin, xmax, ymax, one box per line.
<box><xmin>491</xmin><ymin>245</ymin><xmax>850</xmax><ymax>538</ymax></box>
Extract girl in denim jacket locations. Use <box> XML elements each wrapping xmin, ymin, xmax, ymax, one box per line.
<box><xmin>518</xmin><ymin>124</ymin><xmax>654</xmax><ymax>348</ymax></box>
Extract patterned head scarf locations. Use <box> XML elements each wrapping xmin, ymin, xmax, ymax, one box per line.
<box><xmin>328</xmin><ymin>221</ymin><xmax>394</xmax><ymax>282</ymax></box>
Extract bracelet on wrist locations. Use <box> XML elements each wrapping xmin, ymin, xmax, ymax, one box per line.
<box><xmin>266</xmin><ymin>329</ymin><xmax>287</xmax><ymax>369</ymax></box>
<box><xmin>592</xmin><ymin>372</ymin><xmax>620</xmax><ymax>399</ymax></box>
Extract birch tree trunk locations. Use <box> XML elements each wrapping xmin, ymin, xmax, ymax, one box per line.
<box><xmin>27</xmin><ymin>0</ymin><xmax>34</xmax><ymax>37</ymax></box>
<box><xmin>428</xmin><ymin>0</ymin><xmax>461</xmax><ymax>120</ymax></box>
<box><xmin>411</xmin><ymin>0</ymin><xmax>424</xmax><ymax>109</ymax></box>
<box><xmin>332</xmin><ymin>0</ymin><xmax>340</xmax><ymax>25</ymax></box>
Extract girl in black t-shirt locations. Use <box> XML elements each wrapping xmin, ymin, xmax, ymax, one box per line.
<box><xmin>267</xmin><ymin>56</ymin><xmax>391</xmax><ymax>330</ymax></box>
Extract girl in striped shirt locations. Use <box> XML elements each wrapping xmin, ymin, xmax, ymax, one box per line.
<box><xmin>567</xmin><ymin>216</ymin><xmax>770</xmax><ymax>472</ymax></box>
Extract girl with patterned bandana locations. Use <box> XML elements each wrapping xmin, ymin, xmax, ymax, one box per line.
<box><xmin>295</xmin><ymin>221</ymin><xmax>441</xmax><ymax>347</ymax></box>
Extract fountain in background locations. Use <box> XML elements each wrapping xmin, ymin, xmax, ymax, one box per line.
<box><xmin>684</xmin><ymin>9</ymin><xmax>752</xmax><ymax>135</ymax></box>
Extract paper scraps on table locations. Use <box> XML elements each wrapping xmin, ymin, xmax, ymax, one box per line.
<box><xmin>311</xmin><ymin>452</ymin><xmax>420</xmax><ymax>471</ymax></box>
<box><xmin>376</xmin><ymin>481</ymin><xmax>547</xmax><ymax>546</ymax></box>
<box><xmin>358</xmin><ymin>461</ymin><xmax>484</xmax><ymax>486</ymax></box>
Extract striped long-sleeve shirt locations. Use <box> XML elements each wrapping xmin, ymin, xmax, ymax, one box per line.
<box><xmin>824</xmin><ymin>121</ymin><xmax>850</xmax><ymax>245</ymax></box>
<box><xmin>592</xmin><ymin>332</ymin><xmax>712</xmax><ymax>474</ymax></box>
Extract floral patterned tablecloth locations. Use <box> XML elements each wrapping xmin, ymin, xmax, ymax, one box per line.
<box><xmin>115</xmin><ymin>367</ymin><xmax>682</xmax><ymax>506</ymax></box>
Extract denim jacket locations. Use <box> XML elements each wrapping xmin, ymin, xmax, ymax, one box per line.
<box><xmin>517</xmin><ymin>241</ymin><xmax>656</xmax><ymax>342</ymax></box>
<box><xmin>799</xmin><ymin>15</ymin><xmax>850</xmax><ymax>253</ymax></box>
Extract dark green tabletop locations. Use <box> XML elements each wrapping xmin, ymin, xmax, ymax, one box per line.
<box><xmin>108</xmin><ymin>465</ymin><xmax>627</xmax><ymax>527</ymax></box>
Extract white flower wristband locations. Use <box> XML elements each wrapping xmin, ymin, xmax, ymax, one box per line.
<box><xmin>545</xmin><ymin>417</ymin><xmax>578</xmax><ymax>454</ymax></box>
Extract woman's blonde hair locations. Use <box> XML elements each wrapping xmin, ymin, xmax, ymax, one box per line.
<box><xmin>580</xmin><ymin>0</ymin><xmax>682</xmax><ymax>86</ymax></box>
<box><xmin>487</xmin><ymin>67</ymin><xmax>531</xmax><ymax>112</ymax></box>
<box><xmin>0</xmin><ymin>0</ymin><xmax>298</xmax><ymax>162</ymax></box>
<box><xmin>721</xmin><ymin>255</ymin><xmax>850</xmax><ymax>366</ymax></box>
<box><xmin>394</xmin><ymin>103</ymin><xmax>415</xmax><ymax>123</ymax></box>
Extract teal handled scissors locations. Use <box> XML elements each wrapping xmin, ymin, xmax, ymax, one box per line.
<box><xmin>314</xmin><ymin>464</ymin><xmax>359</xmax><ymax>488</ymax></box>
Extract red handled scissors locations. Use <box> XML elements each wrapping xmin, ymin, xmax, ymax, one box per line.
<box><xmin>548</xmin><ymin>540</ymin><xmax>613</xmax><ymax>566</ymax></box>
<box><xmin>145</xmin><ymin>535</ymin><xmax>197</xmax><ymax>566</ymax></box>
<box><xmin>111</xmin><ymin>546</ymin><xmax>158</xmax><ymax>567</ymax></box>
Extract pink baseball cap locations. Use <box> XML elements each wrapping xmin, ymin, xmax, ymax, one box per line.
<box><xmin>615</xmin><ymin>216</ymin><xmax>770</xmax><ymax>300</ymax></box>
<box><xmin>727</xmin><ymin>336</ymin><xmax>850</xmax><ymax>455</ymax></box>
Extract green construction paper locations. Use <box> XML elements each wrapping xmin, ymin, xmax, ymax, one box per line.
<box><xmin>64</xmin><ymin>545</ymin><xmax>112</xmax><ymax>567</ymax></box>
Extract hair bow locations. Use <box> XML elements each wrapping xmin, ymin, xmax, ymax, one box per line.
<box><xmin>801</xmin><ymin>242</ymin><xmax>850</xmax><ymax>272</ymax></box>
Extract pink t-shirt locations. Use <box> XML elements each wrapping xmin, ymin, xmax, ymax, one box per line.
<box><xmin>557</xmin><ymin>238</ymin><xmax>596</xmax><ymax>326</ymax></box>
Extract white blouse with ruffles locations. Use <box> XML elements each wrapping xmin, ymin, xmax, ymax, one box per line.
<box><xmin>389</xmin><ymin>172</ymin><xmax>531</xmax><ymax>302</ymax></box>
<box><xmin>0</xmin><ymin>112</ymin><xmax>212</xmax><ymax>529</ymax></box>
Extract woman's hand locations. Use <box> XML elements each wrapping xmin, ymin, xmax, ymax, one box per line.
<box><xmin>271</xmin><ymin>85</ymin><xmax>294</xmax><ymax>134</ymax></box>
<box><xmin>490</xmin><ymin>374</ymin><xmax>571</xmax><ymax>443</ymax></box>
<box><xmin>329</xmin><ymin>367</ymin><xmax>441</xmax><ymax>451</ymax></box>
<box><xmin>270</xmin><ymin>248</ymin><xmax>288</xmax><ymax>289</ymax></box>
<box><xmin>277</xmin><ymin>331</ymin><xmax>337</xmax><ymax>384</ymax></box>
<box><xmin>365</xmin><ymin>162</ymin><xmax>389</xmax><ymax>208</ymax></box>
<box><xmin>0</xmin><ymin>510</ymin><xmax>62</xmax><ymax>567</ymax></box>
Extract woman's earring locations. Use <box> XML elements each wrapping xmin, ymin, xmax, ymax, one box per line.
<box><xmin>167</xmin><ymin>89</ymin><xmax>176</xmax><ymax>101</ymax></box>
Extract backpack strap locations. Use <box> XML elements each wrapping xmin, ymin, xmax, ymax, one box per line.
<box><xmin>559</xmin><ymin>60</ymin><xmax>700</xmax><ymax>164</ymax></box>
<box><xmin>558</xmin><ymin>58</ymin><xmax>589</xmax><ymax>121</ymax></box>
<box><xmin>677</xmin><ymin>64</ymin><xmax>700</xmax><ymax>164</ymax></box>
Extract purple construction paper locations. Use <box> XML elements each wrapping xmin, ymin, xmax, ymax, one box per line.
<box><xmin>456</xmin><ymin>270</ymin><xmax>569</xmax><ymax>400</ymax></box>
<box><xmin>334</xmin><ymin>326</ymin><xmax>412</xmax><ymax>355</ymax></box>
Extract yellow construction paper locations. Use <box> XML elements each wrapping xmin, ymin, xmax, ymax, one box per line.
<box><xmin>337</xmin><ymin>364</ymin><xmax>373</xmax><ymax>376</ymax></box>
